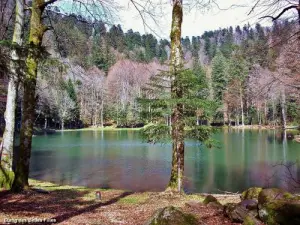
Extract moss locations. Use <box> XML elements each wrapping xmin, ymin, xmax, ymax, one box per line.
<box><xmin>0</xmin><ymin>169</ymin><xmax>14</xmax><ymax>190</ymax></box>
<box><xmin>241</xmin><ymin>187</ymin><xmax>262</xmax><ymax>200</ymax></box>
<box><xmin>118</xmin><ymin>193</ymin><xmax>149</xmax><ymax>204</ymax></box>
<box><xmin>203</xmin><ymin>195</ymin><xmax>219</xmax><ymax>205</ymax></box>
<box><xmin>243</xmin><ymin>216</ymin><xmax>255</xmax><ymax>225</ymax></box>
<box><xmin>146</xmin><ymin>206</ymin><xmax>198</xmax><ymax>225</ymax></box>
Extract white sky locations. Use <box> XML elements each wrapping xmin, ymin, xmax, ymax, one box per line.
<box><xmin>54</xmin><ymin>0</ymin><xmax>273</xmax><ymax>39</ymax></box>
<box><xmin>118</xmin><ymin>0</ymin><xmax>270</xmax><ymax>39</ymax></box>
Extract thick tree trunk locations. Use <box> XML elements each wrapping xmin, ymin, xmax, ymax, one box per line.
<box><xmin>167</xmin><ymin>0</ymin><xmax>184</xmax><ymax>193</ymax></box>
<box><xmin>0</xmin><ymin>0</ymin><xmax>24</xmax><ymax>172</ymax></box>
<box><xmin>12</xmin><ymin>0</ymin><xmax>50</xmax><ymax>192</ymax></box>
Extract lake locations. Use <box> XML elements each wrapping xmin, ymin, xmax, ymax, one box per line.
<box><xmin>30</xmin><ymin>129</ymin><xmax>300</xmax><ymax>193</ymax></box>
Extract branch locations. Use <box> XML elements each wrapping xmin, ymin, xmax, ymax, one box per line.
<box><xmin>248</xmin><ymin>0</ymin><xmax>261</xmax><ymax>15</ymax></box>
<box><xmin>259</xmin><ymin>5</ymin><xmax>298</xmax><ymax>21</ymax></box>
<box><xmin>40</xmin><ymin>0</ymin><xmax>58</xmax><ymax>9</ymax></box>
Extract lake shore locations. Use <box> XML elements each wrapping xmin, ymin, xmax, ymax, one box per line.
<box><xmin>0</xmin><ymin>179</ymin><xmax>240</xmax><ymax>225</ymax></box>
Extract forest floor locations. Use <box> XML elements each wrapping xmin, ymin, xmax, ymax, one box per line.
<box><xmin>0</xmin><ymin>179</ymin><xmax>242</xmax><ymax>225</ymax></box>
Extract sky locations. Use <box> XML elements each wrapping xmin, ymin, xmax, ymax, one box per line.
<box><xmin>118</xmin><ymin>0</ymin><xmax>270</xmax><ymax>39</ymax></box>
<box><xmin>54</xmin><ymin>0</ymin><xmax>273</xmax><ymax>39</ymax></box>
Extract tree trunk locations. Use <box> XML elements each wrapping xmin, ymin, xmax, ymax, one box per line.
<box><xmin>100</xmin><ymin>100</ymin><xmax>104</xmax><ymax>128</ymax></box>
<box><xmin>223</xmin><ymin>100</ymin><xmax>229</xmax><ymax>125</ymax></box>
<box><xmin>12</xmin><ymin>0</ymin><xmax>51</xmax><ymax>192</ymax></box>
<box><xmin>240</xmin><ymin>88</ymin><xmax>244</xmax><ymax>126</ymax></box>
<box><xmin>168</xmin><ymin>0</ymin><xmax>184</xmax><ymax>193</ymax></box>
<box><xmin>272</xmin><ymin>98</ymin><xmax>276</xmax><ymax>127</ymax></box>
<box><xmin>0</xmin><ymin>0</ymin><xmax>24</xmax><ymax>172</ymax></box>
<box><xmin>61</xmin><ymin>120</ymin><xmax>64</xmax><ymax>130</ymax></box>
<box><xmin>44</xmin><ymin>117</ymin><xmax>47</xmax><ymax>129</ymax></box>
<box><xmin>280</xmin><ymin>89</ymin><xmax>287</xmax><ymax>130</ymax></box>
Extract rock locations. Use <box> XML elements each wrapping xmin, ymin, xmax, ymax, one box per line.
<box><xmin>207</xmin><ymin>201</ymin><xmax>223</xmax><ymax>210</ymax></box>
<box><xmin>224</xmin><ymin>203</ymin><xmax>249</xmax><ymax>223</ymax></box>
<box><xmin>203</xmin><ymin>195</ymin><xmax>219</xmax><ymax>205</ymax></box>
<box><xmin>144</xmin><ymin>206</ymin><xmax>199</xmax><ymax>225</ymax></box>
<box><xmin>240</xmin><ymin>199</ymin><xmax>258</xmax><ymax>210</ymax></box>
<box><xmin>241</xmin><ymin>187</ymin><xmax>262</xmax><ymax>200</ymax></box>
<box><xmin>258</xmin><ymin>188</ymin><xmax>300</xmax><ymax>225</ymax></box>
<box><xmin>258</xmin><ymin>188</ymin><xmax>294</xmax><ymax>205</ymax></box>
<box><xmin>242</xmin><ymin>215</ymin><xmax>261</xmax><ymax>225</ymax></box>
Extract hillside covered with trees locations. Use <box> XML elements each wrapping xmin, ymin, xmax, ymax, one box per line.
<box><xmin>1</xmin><ymin>5</ymin><xmax>300</xmax><ymax>131</ymax></box>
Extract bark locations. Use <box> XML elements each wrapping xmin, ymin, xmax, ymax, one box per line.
<box><xmin>168</xmin><ymin>0</ymin><xmax>184</xmax><ymax>193</ymax></box>
<box><xmin>280</xmin><ymin>89</ymin><xmax>287</xmax><ymax>129</ymax></box>
<box><xmin>223</xmin><ymin>99</ymin><xmax>229</xmax><ymax>125</ymax></box>
<box><xmin>240</xmin><ymin>88</ymin><xmax>244</xmax><ymax>126</ymax></box>
<box><xmin>44</xmin><ymin>117</ymin><xmax>47</xmax><ymax>129</ymax></box>
<box><xmin>100</xmin><ymin>100</ymin><xmax>104</xmax><ymax>128</ymax></box>
<box><xmin>12</xmin><ymin>0</ymin><xmax>52</xmax><ymax>192</ymax></box>
<box><xmin>1</xmin><ymin>0</ymin><xmax>24</xmax><ymax>171</ymax></box>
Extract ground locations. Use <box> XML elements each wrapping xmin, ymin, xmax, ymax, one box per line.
<box><xmin>0</xmin><ymin>180</ymin><xmax>241</xmax><ymax>225</ymax></box>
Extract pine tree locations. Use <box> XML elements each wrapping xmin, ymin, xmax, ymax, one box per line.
<box><xmin>211</xmin><ymin>50</ymin><xmax>228</xmax><ymax>102</ymax></box>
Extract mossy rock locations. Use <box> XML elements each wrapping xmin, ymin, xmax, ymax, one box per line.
<box><xmin>258</xmin><ymin>188</ymin><xmax>300</xmax><ymax>225</ymax></box>
<box><xmin>241</xmin><ymin>187</ymin><xmax>262</xmax><ymax>200</ymax></box>
<box><xmin>145</xmin><ymin>206</ymin><xmax>199</xmax><ymax>225</ymax></box>
<box><xmin>258</xmin><ymin>188</ymin><xmax>294</xmax><ymax>205</ymax></box>
<box><xmin>203</xmin><ymin>195</ymin><xmax>220</xmax><ymax>205</ymax></box>
<box><xmin>223</xmin><ymin>203</ymin><xmax>249</xmax><ymax>223</ymax></box>
<box><xmin>240</xmin><ymin>199</ymin><xmax>258</xmax><ymax>210</ymax></box>
<box><xmin>242</xmin><ymin>215</ymin><xmax>261</xmax><ymax>225</ymax></box>
<box><xmin>0</xmin><ymin>169</ymin><xmax>14</xmax><ymax>190</ymax></box>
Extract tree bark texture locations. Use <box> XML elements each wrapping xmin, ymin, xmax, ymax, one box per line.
<box><xmin>1</xmin><ymin>0</ymin><xmax>24</xmax><ymax>172</ymax></box>
<box><xmin>168</xmin><ymin>0</ymin><xmax>184</xmax><ymax>193</ymax></box>
<box><xmin>12</xmin><ymin>0</ymin><xmax>52</xmax><ymax>192</ymax></box>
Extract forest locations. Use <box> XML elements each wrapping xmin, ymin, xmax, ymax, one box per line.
<box><xmin>0</xmin><ymin>0</ymin><xmax>300</xmax><ymax>224</ymax></box>
<box><xmin>1</xmin><ymin>2</ymin><xmax>300</xmax><ymax>132</ymax></box>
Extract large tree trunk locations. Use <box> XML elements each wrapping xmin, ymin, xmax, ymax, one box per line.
<box><xmin>0</xmin><ymin>0</ymin><xmax>24</xmax><ymax>172</ymax></box>
<box><xmin>12</xmin><ymin>0</ymin><xmax>51</xmax><ymax>192</ymax></box>
<box><xmin>168</xmin><ymin>0</ymin><xmax>184</xmax><ymax>193</ymax></box>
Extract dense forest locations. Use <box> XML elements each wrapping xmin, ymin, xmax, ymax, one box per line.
<box><xmin>0</xmin><ymin>0</ymin><xmax>300</xmax><ymax>195</ymax></box>
<box><xmin>1</xmin><ymin>5</ymin><xmax>300</xmax><ymax>132</ymax></box>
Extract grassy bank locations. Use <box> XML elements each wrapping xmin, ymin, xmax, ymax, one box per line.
<box><xmin>0</xmin><ymin>179</ymin><xmax>240</xmax><ymax>225</ymax></box>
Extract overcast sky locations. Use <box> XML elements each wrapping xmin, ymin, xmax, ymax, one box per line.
<box><xmin>54</xmin><ymin>0</ymin><xmax>273</xmax><ymax>39</ymax></box>
<box><xmin>118</xmin><ymin>0</ymin><xmax>270</xmax><ymax>38</ymax></box>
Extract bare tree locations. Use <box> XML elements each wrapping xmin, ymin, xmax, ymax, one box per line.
<box><xmin>1</xmin><ymin>0</ymin><xmax>24</xmax><ymax>174</ymax></box>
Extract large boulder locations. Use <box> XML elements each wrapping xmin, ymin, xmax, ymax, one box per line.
<box><xmin>241</xmin><ymin>187</ymin><xmax>263</xmax><ymax>200</ymax></box>
<box><xmin>240</xmin><ymin>199</ymin><xmax>258</xmax><ymax>211</ymax></box>
<box><xmin>144</xmin><ymin>206</ymin><xmax>199</xmax><ymax>225</ymax></box>
<box><xmin>224</xmin><ymin>199</ymin><xmax>259</xmax><ymax>223</ymax></box>
<box><xmin>258</xmin><ymin>188</ymin><xmax>300</xmax><ymax>225</ymax></box>
<box><xmin>224</xmin><ymin>203</ymin><xmax>249</xmax><ymax>223</ymax></box>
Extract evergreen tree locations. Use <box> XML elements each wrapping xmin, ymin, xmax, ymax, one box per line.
<box><xmin>211</xmin><ymin>50</ymin><xmax>228</xmax><ymax>102</ymax></box>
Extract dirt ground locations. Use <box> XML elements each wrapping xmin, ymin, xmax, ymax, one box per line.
<box><xmin>0</xmin><ymin>180</ymin><xmax>242</xmax><ymax>225</ymax></box>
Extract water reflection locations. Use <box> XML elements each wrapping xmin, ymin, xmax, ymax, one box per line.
<box><xmin>30</xmin><ymin>129</ymin><xmax>300</xmax><ymax>193</ymax></box>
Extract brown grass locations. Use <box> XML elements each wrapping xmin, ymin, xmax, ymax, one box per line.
<box><xmin>0</xmin><ymin>180</ymin><xmax>242</xmax><ymax>225</ymax></box>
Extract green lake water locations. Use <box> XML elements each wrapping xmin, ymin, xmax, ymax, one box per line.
<box><xmin>30</xmin><ymin>129</ymin><xmax>300</xmax><ymax>193</ymax></box>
